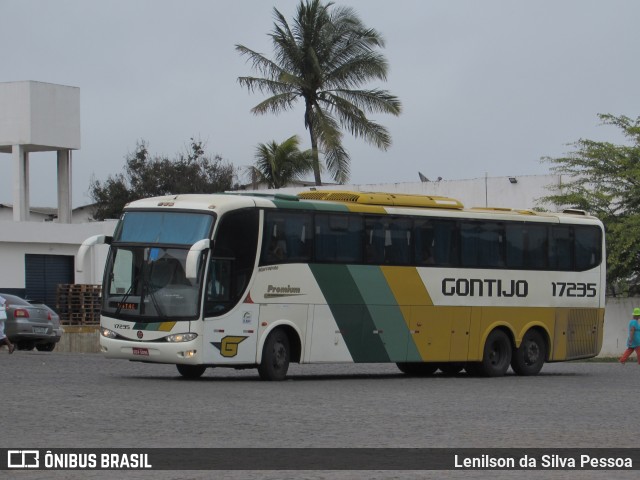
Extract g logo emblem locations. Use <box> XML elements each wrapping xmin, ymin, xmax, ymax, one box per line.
<box><xmin>212</xmin><ymin>336</ymin><xmax>247</xmax><ymax>357</ymax></box>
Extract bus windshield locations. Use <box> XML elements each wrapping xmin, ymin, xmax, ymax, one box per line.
<box><xmin>114</xmin><ymin>211</ymin><xmax>214</xmax><ymax>245</ymax></box>
<box><xmin>103</xmin><ymin>246</ymin><xmax>204</xmax><ymax>321</ymax></box>
<box><xmin>102</xmin><ymin>211</ymin><xmax>214</xmax><ymax>321</ymax></box>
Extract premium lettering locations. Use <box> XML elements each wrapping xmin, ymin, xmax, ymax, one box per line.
<box><xmin>264</xmin><ymin>284</ymin><xmax>304</xmax><ymax>298</ymax></box>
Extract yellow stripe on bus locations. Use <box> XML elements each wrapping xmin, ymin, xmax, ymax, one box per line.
<box><xmin>381</xmin><ymin>266</ymin><xmax>434</xmax><ymax>308</ymax></box>
<box><xmin>158</xmin><ymin>322</ymin><xmax>177</xmax><ymax>332</ymax></box>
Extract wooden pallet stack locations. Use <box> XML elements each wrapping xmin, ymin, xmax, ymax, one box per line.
<box><xmin>56</xmin><ymin>284</ymin><xmax>102</xmax><ymax>325</ymax></box>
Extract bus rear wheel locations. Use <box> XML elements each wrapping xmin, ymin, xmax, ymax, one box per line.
<box><xmin>176</xmin><ymin>364</ymin><xmax>207</xmax><ymax>379</ymax></box>
<box><xmin>258</xmin><ymin>329</ymin><xmax>290</xmax><ymax>381</ymax></box>
<box><xmin>511</xmin><ymin>330</ymin><xmax>546</xmax><ymax>376</ymax></box>
<box><xmin>478</xmin><ymin>329</ymin><xmax>512</xmax><ymax>377</ymax></box>
<box><xmin>396</xmin><ymin>362</ymin><xmax>438</xmax><ymax>376</ymax></box>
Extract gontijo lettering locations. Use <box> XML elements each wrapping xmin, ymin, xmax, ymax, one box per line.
<box><xmin>442</xmin><ymin>278</ymin><xmax>528</xmax><ymax>297</ymax></box>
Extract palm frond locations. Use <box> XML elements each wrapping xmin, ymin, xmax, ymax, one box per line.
<box><xmin>235</xmin><ymin>45</ymin><xmax>287</xmax><ymax>81</ymax></box>
<box><xmin>323</xmin><ymin>144</ymin><xmax>350</xmax><ymax>183</ymax></box>
<box><xmin>320</xmin><ymin>93</ymin><xmax>392</xmax><ymax>149</ymax></box>
<box><xmin>310</xmin><ymin>106</ymin><xmax>342</xmax><ymax>150</ymax></box>
<box><xmin>238</xmin><ymin>76</ymin><xmax>295</xmax><ymax>97</ymax></box>
<box><xmin>323</xmin><ymin>52</ymin><xmax>389</xmax><ymax>89</ymax></box>
<box><xmin>250</xmin><ymin>92</ymin><xmax>299</xmax><ymax>115</ymax></box>
<box><xmin>326</xmin><ymin>89</ymin><xmax>401</xmax><ymax>115</ymax></box>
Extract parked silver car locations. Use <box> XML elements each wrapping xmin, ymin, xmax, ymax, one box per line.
<box><xmin>0</xmin><ymin>293</ymin><xmax>63</xmax><ymax>351</ymax></box>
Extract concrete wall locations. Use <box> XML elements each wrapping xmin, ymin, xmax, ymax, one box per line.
<box><xmin>0</xmin><ymin>203</ymin><xmax>96</xmax><ymax>223</ymax></box>
<box><xmin>56</xmin><ymin>326</ymin><xmax>100</xmax><ymax>353</ymax></box>
<box><xmin>260</xmin><ymin>174</ymin><xmax>565</xmax><ymax>212</ymax></box>
<box><xmin>602</xmin><ymin>297</ymin><xmax>637</xmax><ymax>357</ymax></box>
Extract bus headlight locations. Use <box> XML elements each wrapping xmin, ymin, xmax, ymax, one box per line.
<box><xmin>101</xmin><ymin>327</ymin><xmax>117</xmax><ymax>339</ymax></box>
<box><xmin>165</xmin><ymin>333</ymin><xmax>198</xmax><ymax>343</ymax></box>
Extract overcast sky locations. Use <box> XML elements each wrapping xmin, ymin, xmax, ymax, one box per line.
<box><xmin>1</xmin><ymin>0</ymin><xmax>639</xmax><ymax>207</ymax></box>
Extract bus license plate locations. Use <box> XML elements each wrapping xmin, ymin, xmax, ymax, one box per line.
<box><xmin>133</xmin><ymin>347</ymin><xmax>149</xmax><ymax>356</ymax></box>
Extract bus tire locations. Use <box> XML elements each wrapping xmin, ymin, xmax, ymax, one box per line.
<box><xmin>176</xmin><ymin>364</ymin><xmax>207</xmax><ymax>379</ymax></box>
<box><xmin>396</xmin><ymin>362</ymin><xmax>438</xmax><ymax>376</ymax></box>
<box><xmin>511</xmin><ymin>329</ymin><xmax>546</xmax><ymax>376</ymax></box>
<box><xmin>258</xmin><ymin>329</ymin><xmax>290</xmax><ymax>381</ymax></box>
<box><xmin>479</xmin><ymin>329</ymin><xmax>512</xmax><ymax>377</ymax></box>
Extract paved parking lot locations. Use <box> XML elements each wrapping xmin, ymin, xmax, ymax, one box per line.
<box><xmin>1</xmin><ymin>351</ymin><xmax>638</xmax><ymax>479</ymax></box>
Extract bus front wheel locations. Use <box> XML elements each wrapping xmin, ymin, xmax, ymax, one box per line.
<box><xmin>478</xmin><ymin>329</ymin><xmax>512</xmax><ymax>377</ymax></box>
<box><xmin>511</xmin><ymin>330</ymin><xmax>546</xmax><ymax>376</ymax></box>
<box><xmin>258</xmin><ymin>329</ymin><xmax>290</xmax><ymax>381</ymax></box>
<box><xmin>176</xmin><ymin>364</ymin><xmax>207</xmax><ymax>379</ymax></box>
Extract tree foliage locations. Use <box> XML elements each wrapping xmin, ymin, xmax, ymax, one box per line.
<box><xmin>89</xmin><ymin>139</ymin><xmax>237</xmax><ymax>221</ymax></box>
<box><xmin>249</xmin><ymin>135</ymin><xmax>314</xmax><ymax>189</ymax></box>
<box><xmin>540</xmin><ymin>113</ymin><xmax>640</xmax><ymax>295</ymax></box>
<box><xmin>236</xmin><ymin>0</ymin><xmax>401</xmax><ymax>185</ymax></box>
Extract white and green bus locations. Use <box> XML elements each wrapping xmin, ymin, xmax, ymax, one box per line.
<box><xmin>78</xmin><ymin>190</ymin><xmax>605</xmax><ymax>380</ymax></box>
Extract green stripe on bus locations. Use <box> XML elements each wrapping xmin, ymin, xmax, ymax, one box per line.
<box><xmin>347</xmin><ymin>265</ymin><xmax>421</xmax><ymax>362</ymax></box>
<box><xmin>132</xmin><ymin>321</ymin><xmax>175</xmax><ymax>331</ymax></box>
<box><xmin>309</xmin><ymin>264</ymin><xmax>390</xmax><ymax>362</ymax></box>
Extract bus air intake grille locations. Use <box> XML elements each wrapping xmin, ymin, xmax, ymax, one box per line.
<box><xmin>566</xmin><ymin>309</ymin><xmax>599</xmax><ymax>359</ymax></box>
<box><xmin>297</xmin><ymin>190</ymin><xmax>463</xmax><ymax>209</ymax></box>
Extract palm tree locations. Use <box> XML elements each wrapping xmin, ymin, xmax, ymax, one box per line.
<box><xmin>236</xmin><ymin>0</ymin><xmax>401</xmax><ymax>185</ymax></box>
<box><xmin>250</xmin><ymin>135</ymin><xmax>314</xmax><ymax>189</ymax></box>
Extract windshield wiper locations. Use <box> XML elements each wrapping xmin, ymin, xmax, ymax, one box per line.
<box><xmin>114</xmin><ymin>263</ymin><xmax>144</xmax><ymax>316</ymax></box>
<box><xmin>114</xmin><ymin>283</ymin><xmax>134</xmax><ymax>316</ymax></box>
<box><xmin>145</xmin><ymin>261</ymin><xmax>167</xmax><ymax>320</ymax></box>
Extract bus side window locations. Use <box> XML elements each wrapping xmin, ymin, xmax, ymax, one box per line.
<box><xmin>505</xmin><ymin>224</ymin><xmax>525</xmax><ymax>268</ymax></box>
<box><xmin>432</xmin><ymin>220</ymin><xmax>458</xmax><ymax>266</ymax></box>
<box><xmin>549</xmin><ymin>226</ymin><xmax>573</xmax><ymax>270</ymax></box>
<box><xmin>261</xmin><ymin>212</ymin><xmax>313</xmax><ymax>264</ymax></box>
<box><xmin>385</xmin><ymin>218</ymin><xmax>411</xmax><ymax>265</ymax></box>
<box><xmin>414</xmin><ymin>220</ymin><xmax>435</xmax><ymax>266</ymax></box>
<box><xmin>575</xmin><ymin>226</ymin><xmax>601</xmax><ymax>270</ymax></box>
<box><xmin>525</xmin><ymin>224</ymin><xmax>548</xmax><ymax>269</ymax></box>
<box><xmin>284</xmin><ymin>213</ymin><xmax>313</xmax><ymax>262</ymax></box>
<box><xmin>315</xmin><ymin>214</ymin><xmax>363</xmax><ymax>263</ymax></box>
<box><xmin>461</xmin><ymin>221</ymin><xmax>504</xmax><ymax>268</ymax></box>
<box><xmin>365</xmin><ymin>218</ymin><xmax>385</xmax><ymax>264</ymax></box>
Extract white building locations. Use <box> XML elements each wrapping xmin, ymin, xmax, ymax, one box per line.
<box><xmin>0</xmin><ymin>81</ymin><xmax>110</xmax><ymax>305</ymax></box>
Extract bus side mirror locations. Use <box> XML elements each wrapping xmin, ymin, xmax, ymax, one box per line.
<box><xmin>186</xmin><ymin>239</ymin><xmax>211</xmax><ymax>280</ymax></box>
<box><xmin>76</xmin><ymin>235</ymin><xmax>112</xmax><ymax>272</ymax></box>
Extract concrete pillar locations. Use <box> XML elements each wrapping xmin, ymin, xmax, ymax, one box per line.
<box><xmin>57</xmin><ymin>149</ymin><xmax>72</xmax><ymax>223</ymax></box>
<box><xmin>12</xmin><ymin>144</ymin><xmax>29</xmax><ymax>221</ymax></box>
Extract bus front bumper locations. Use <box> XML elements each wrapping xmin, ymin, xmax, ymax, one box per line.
<box><xmin>100</xmin><ymin>336</ymin><xmax>201</xmax><ymax>364</ymax></box>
